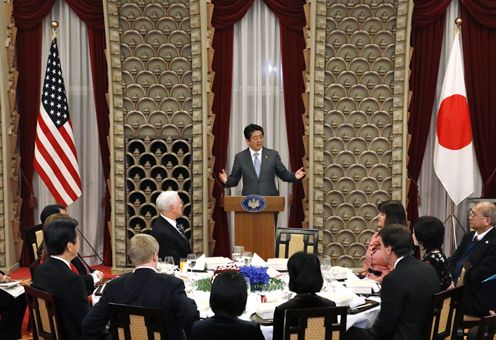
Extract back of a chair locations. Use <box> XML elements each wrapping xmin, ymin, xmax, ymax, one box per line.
<box><xmin>425</xmin><ymin>286</ymin><xmax>464</xmax><ymax>340</ymax></box>
<box><xmin>25</xmin><ymin>225</ymin><xmax>43</xmax><ymax>261</ymax></box>
<box><xmin>108</xmin><ymin>303</ymin><xmax>168</xmax><ymax>340</ymax></box>
<box><xmin>24</xmin><ymin>285</ymin><xmax>62</xmax><ymax>340</ymax></box>
<box><xmin>475</xmin><ymin>314</ymin><xmax>496</xmax><ymax>340</ymax></box>
<box><xmin>275</xmin><ymin>227</ymin><xmax>319</xmax><ymax>258</ymax></box>
<box><xmin>283</xmin><ymin>306</ymin><xmax>347</xmax><ymax>340</ymax></box>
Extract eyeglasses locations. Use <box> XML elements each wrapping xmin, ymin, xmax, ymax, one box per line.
<box><xmin>469</xmin><ymin>210</ymin><xmax>486</xmax><ymax>218</ymax></box>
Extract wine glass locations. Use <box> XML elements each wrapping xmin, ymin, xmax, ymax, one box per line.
<box><xmin>244</xmin><ymin>277</ymin><xmax>251</xmax><ymax>295</ymax></box>
<box><xmin>320</xmin><ymin>255</ymin><xmax>332</xmax><ymax>290</ymax></box>
<box><xmin>164</xmin><ymin>256</ymin><xmax>175</xmax><ymax>273</ymax></box>
<box><xmin>187</xmin><ymin>253</ymin><xmax>197</xmax><ymax>274</ymax></box>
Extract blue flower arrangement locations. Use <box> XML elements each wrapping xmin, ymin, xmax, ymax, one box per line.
<box><xmin>239</xmin><ymin>266</ymin><xmax>270</xmax><ymax>285</ymax></box>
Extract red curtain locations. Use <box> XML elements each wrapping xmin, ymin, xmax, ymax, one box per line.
<box><xmin>460</xmin><ymin>0</ymin><xmax>496</xmax><ymax>198</ymax></box>
<box><xmin>14</xmin><ymin>0</ymin><xmax>111</xmax><ymax>265</ymax></box>
<box><xmin>211</xmin><ymin>0</ymin><xmax>254</xmax><ymax>256</ymax></box>
<box><xmin>406</xmin><ymin>0</ymin><xmax>451</xmax><ymax>225</ymax></box>
<box><xmin>14</xmin><ymin>0</ymin><xmax>56</xmax><ymax>266</ymax></box>
<box><xmin>264</xmin><ymin>0</ymin><xmax>306</xmax><ymax>227</ymax></box>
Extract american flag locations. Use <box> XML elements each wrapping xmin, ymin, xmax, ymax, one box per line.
<box><xmin>34</xmin><ymin>36</ymin><xmax>82</xmax><ymax>206</ymax></box>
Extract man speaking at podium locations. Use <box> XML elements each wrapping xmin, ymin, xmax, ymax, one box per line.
<box><xmin>219</xmin><ymin>124</ymin><xmax>305</xmax><ymax>195</ymax></box>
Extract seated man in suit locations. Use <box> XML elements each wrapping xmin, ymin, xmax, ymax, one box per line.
<box><xmin>83</xmin><ymin>233</ymin><xmax>199</xmax><ymax>340</ymax></box>
<box><xmin>192</xmin><ymin>271</ymin><xmax>264</xmax><ymax>340</ymax></box>
<box><xmin>448</xmin><ymin>201</ymin><xmax>496</xmax><ymax>317</ymax></box>
<box><xmin>346</xmin><ymin>225</ymin><xmax>441</xmax><ymax>340</ymax></box>
<box><xmin>32</xmin><ymin>217</ymin><xmax>90</xmax><ymax>340</ymax></box>
<box><xmin>151</xmin><ymin>191</ymin><xmax>191</xmax><ymax>265</ymax></box>
<box><xmin>34</xmin><ymin>211</ymin><xmax>103</xmax><ymax>294</ymax></box>
<box><xmin>218</xmin><ymin>124</ymin><xmax>305</xmax><ymax>195</ymax></box>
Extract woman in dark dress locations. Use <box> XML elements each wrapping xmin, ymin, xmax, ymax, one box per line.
<box><xmin>413</xmin><ymin>216</ymin><xmax>453</xmax><ymax>290</ymax></box>
<box><xmin>192</xmin><ymin>271</ymin><xmax>264</xmax><ymax>340</ymax></box>
<box><xmin>272</xmin><ymin>252</ymin><xmax>336</xmax><ymax>340</ymax></box>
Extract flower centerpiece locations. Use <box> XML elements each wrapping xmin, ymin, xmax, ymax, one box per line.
<box><xmin>239</xmin><ymin>266</ymin><xmax>284</xmax><ymax>292</ymax></box>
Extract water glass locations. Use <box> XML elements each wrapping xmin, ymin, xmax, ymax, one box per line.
<box><xmin>242</xmin><ymin>251</ymin><xmax>253</xmax><ymax>266</ymax></box>
<box><xmin>244</xmin><ymin>277</ymin><xmax>251</xmax><ymax>295</ymax></box>
<box><xmin>187</xmin><ymin>253</ymin><xmax>197</xmax><ymax>273</ymax></box>
<box><xmin>232</xmin><ymin>245</ymin><xmax>245</xmax><ymax>263</ymax></box>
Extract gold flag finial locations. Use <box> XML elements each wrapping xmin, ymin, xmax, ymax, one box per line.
<box><xmin>455</xmin><ymin>17</ymin><xmax>462</xmax><ymax>26</ymax></box>
<box><xmin>51</xmin><ymin>21</ymin><xmax>59</xmax><ymax>39</ymax></box>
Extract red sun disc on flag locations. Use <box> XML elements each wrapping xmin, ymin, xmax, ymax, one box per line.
<box><xmin>436</xmin><ymin>94</ymin><xmax>472</xmax><ymax>150</ymax></box>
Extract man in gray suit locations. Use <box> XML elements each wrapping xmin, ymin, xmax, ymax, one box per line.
<box><xmin>219</xmin><ymin>124</ymin><xmax>305</xmax><ymax>195</ymax></box>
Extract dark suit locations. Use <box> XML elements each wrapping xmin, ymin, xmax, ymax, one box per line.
<box><xmin>0</xmin><ymin>272</ymin><xmax>26</xmax><ymax>340</ymax></box>
<box><xmin>192</xmin><ymin>314</ymin><xmax>264</xmax><ymax>340</ymax></box>
<box><xmin>82</xmin><ymin>267</ymin><xmax>199</xmax><ymax>340</ymax></box>
<box><xmin>32</xmin><ymin>257</ymin><xmax>90</xmax><ymax>340</ymax></box>
<box><xmin>346</xmin><ymin>256</ymin><xmax>440</xmax><ymax>340</ymax></box>
<box><xmin>224</xmin><ymin>148</ymin><xmax>297</xmax><ymax>196</ymax></box>
<box><xmin>273</xmin><ymin>294</ymin><xmax>336</xmax><ymax>340</ymax></box>
<box><xmin>448</xmin><ymin>228</ymin><xmax>496</xmax><ymax>317</ymax></box>
<box><xmin>151</xmin><ymin>216</ymin><xmax>191</xmax><ymax>265</ymax></box>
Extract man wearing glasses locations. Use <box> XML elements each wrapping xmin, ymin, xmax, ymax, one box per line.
<box><xmin>448</xmin><ymin>201</ymin><xmax>496</xmax><ymax>317</ymax></box>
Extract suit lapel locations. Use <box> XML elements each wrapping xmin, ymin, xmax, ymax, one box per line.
<box><xmin>162</xmin><ymin>217</ymin><xmax>190</xmax><ymax>249</ymax></box>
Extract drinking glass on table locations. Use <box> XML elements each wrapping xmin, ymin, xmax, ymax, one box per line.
<box><xmin>187</xmin><ymin>253</ymin><xmax>197</xmax><ymax>273</ymax></box>
<box><xmin>232</xmin><ymin>245</ymin><xmax>244</xmax><ymax>264</ymax></box>
<box><xmin>242</xmin><ymin>251</ymin><xmax>253</xmax><ymax>266</ymax></box>
<box><xmin>164</xmin><ymin>256</ymin><xmax>175</xmax><ymax>273</ymax></box>
<box><xmin>320</xmin><ymin>255</ymin><xmax>332</xmax><ymax>289</ymax></box>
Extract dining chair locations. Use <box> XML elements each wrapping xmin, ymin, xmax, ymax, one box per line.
<box><xmin>424</xmin><ymin>285</ymin><xmax>464</xmax><ymax>340</ymax></box>
<box><xmin>472</xmin><ymin>313</ymin><xmax>496</xmax><ymax>340</ymax></box>
<box><xmin>24</xmin><ymin>285</ymin><xmax>63</xmax><ymax>340</ymax></box>
<box><xmin>283</xmin><ymin>306</ymin><xmax>347</xmax><ymax>340</ymax></box>
<box><xmin>275</xmin><ymin>227</ymin><xmax>319</xmax><ymax>258</ymax></box>
<box><xmin>108</xmin><ymin>303</ymin><xmax>168</xmax><ymax>340</ymax></box>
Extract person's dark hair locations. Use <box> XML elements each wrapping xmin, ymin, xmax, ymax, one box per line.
<box><xmin>378</xmin><ymin>200</ymin><xmax>407</xmax><ymax>226</ymax></box>
<box><xmin>243</xmin><ymin>124</ymin><xmax>264</xmax><ymax>140</ymax></box>
<box><xmin>210</xmin><ymin>271</ymin><xmax>247</xmax><ymax>317</ymax></box>
<box><xmin>413</xmin><ymin>216</ymin><xmax>445</xmax><ymax>253</ymax></box>
<box><xmin>43</xmin><ymin>218</ymin><xmax>78</xmax><ymax>256</ymax></box>
<box><xmin>40</xmin><ymin>204</ymin><xmax>65</xmax><ymax>224</ymax></box>
<box><xmin>288</xmin><ymin>252</ymin><xmax>323</xmax><ymax>294</ymax></box>
<box><xmin>379</xmin><ymin>224</ymin><xmax>413</xmax><ymax>257</ymax></box>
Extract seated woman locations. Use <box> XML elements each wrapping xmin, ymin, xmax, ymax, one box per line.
<box><xmin>192</xmin><ymin>271</ymin><xmax>264</xmax><ymax>340</ymax></box>
<box><xmin>361</xmin><ymin>200</ymin><xmax>407</xmax><ymax>282</ymax></box>
<box><xmin>413</xmin><ymin>216</ymin><xmax>453</xmax><ymax>290</ymax></box>
<box><xmin>272</xmin><ymin>252</ymin><xmax>335</xmax><ymax>340</ymax></box>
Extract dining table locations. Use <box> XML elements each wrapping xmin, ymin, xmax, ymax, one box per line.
<box><xmin>92</xmin><ymin>259</ymin><xmax>381</xmax><ymax>340</ymax></box>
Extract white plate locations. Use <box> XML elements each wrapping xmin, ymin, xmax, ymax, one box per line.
<box><xmin>0</xmin><ymin>281</ymin><xmax>19</xmax><ymax>288</ymax></box>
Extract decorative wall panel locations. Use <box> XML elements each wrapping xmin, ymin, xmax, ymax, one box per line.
<box><xmin>320</xmin><ymin>0</ymin><xmax>409</xmax><ymax>267</ymax></box>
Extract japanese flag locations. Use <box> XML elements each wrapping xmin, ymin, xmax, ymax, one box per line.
<box><xmin>433</xmin><ymin>31</ymin><xmax>475</xmax><ymax>205</ymax></box>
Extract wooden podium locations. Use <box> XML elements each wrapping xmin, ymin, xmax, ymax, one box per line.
<box><xmin>224</xmin><ymin>196</ymin><xmax>284</xmax><ymax>260</ymax></box>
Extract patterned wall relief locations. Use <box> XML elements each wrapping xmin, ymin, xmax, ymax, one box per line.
<box><xmin>321</xmin><ymin>0</ymin><xmax>409</xmax><ymax>267</ymax></box>
<box><xmin>106</xmin><ymin>0</ymin><xmax>199</xmax><ymax>267</ymax></box>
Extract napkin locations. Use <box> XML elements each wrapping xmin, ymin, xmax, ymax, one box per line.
<box><xmin>255</xmin><ymin>301</ymin><xmax>279</xmax><ymax>320</ymax></box>
<box><xmin>204</xmin><ymin>257</ymin><xmax>231</xmax><ymax>270</ymax></box>
<box><xmin>193</xmin><ymin>254</ymin><xmax>206</xmax><ymax>271</ymax></box>
<box><xmin>0</xmin><ymin>282</ymin><xmax>24</xmax><ymax>298</ymax></box>
<box><xmin>345</xmin><ymin>278</ymin><xmax>378</xmax><ymax>294</ymax></box>
<box><xmin>267</xmin><ymin>258</ymin><xmax>288</xmax><ymax>271</ymax></box>
<box><xmin>251</xmin><ymin>253</ymin><xmax>267</xmax><ymax>267</ymax></box>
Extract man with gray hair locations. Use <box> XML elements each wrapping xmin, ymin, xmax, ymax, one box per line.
<box><xmin>448</xmin><ymin>201</ymin><xmax>496</xmax><ymax>317</ymax></box>
<box><xmin>83</xmin><ymin>233</ymin><xmax>199</xmax><ymax>339</ymax></box>
<box><xmin>151</xmin><ymin>191</ymin><xmax>191</xmax><ymax>264</ymax></box>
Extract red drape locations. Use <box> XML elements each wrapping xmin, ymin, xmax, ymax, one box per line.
<box><xmin>263</xmin><ymin>0</ymin><xmax>306</xmax><ymax>227</ymax></box>
<box><xmin>14</xmin><ymin>0</ymin><xmax>111</xmax><ymax>265</ymax></box>
<box><xmin>14</xmin><ymin>0</ymin><xmax>56</xmax><ymax>266</ymax></box>
<box><xmin>460</xmin><ymin>0</ymin><xmax>496</xmax><ymax>198</ymax></box>
<box><xmin>406</xmin><ymin>0</ymin><xmax>451</xmax><ymax>225</ymax></box>
<box><xmin>211</xmin><ymin>0</ymin><xmax>255</xmax><ymax>256</ymax></box>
